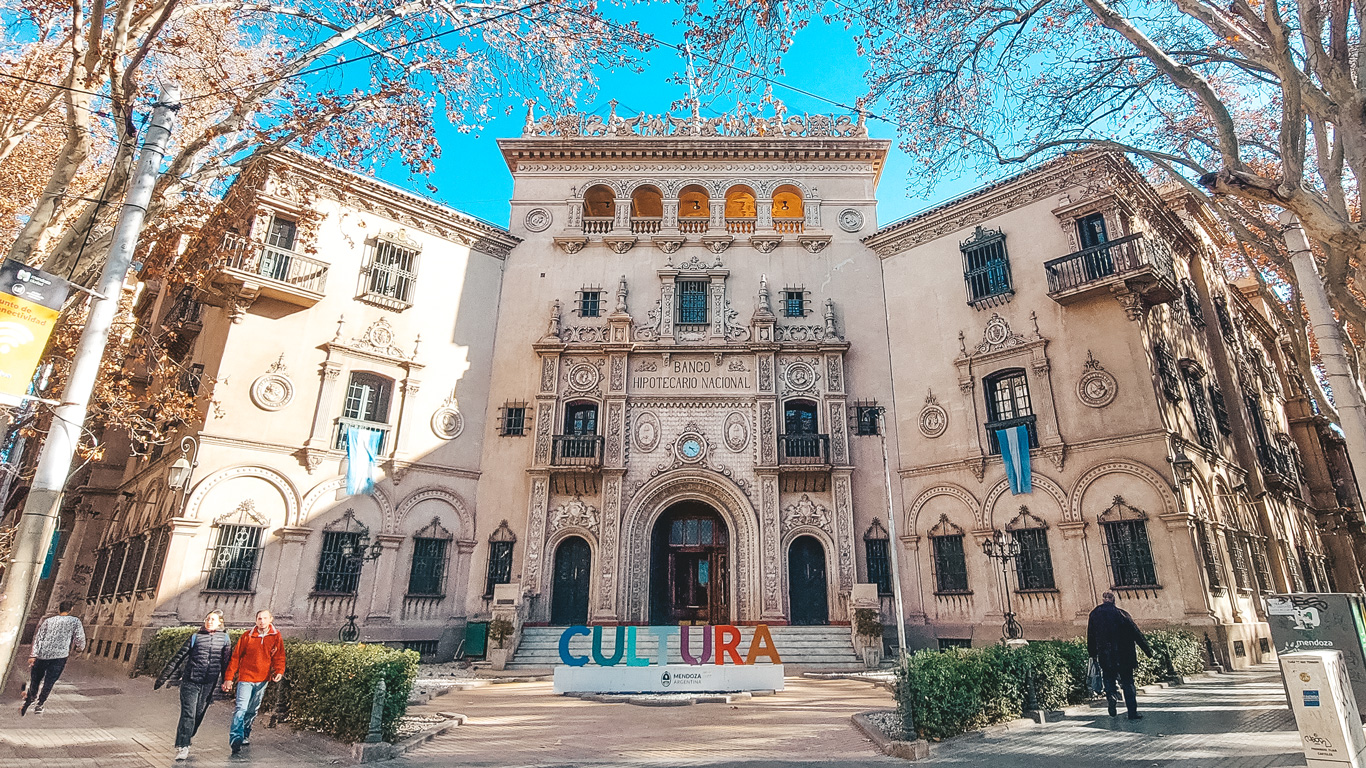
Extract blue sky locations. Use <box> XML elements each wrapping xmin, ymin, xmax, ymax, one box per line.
<box><xmin>376</xmin><ymin>6</ymin><xmax>985</xmax><ymax>229</ymax></box>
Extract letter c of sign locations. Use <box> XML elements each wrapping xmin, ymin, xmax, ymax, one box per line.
<box><xmin>559</xmin><ymin>625</ymin><xmax>590</xmax><ymax>666</ymax></box>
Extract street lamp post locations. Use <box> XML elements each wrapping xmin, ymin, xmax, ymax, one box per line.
<box><xmin>980</xmin><ymin>528</ymin><xmax>1024</xmax><ymax>643</ymax></box>
<box><xmin>165</xmin><ymin>436</ymin><xmax>200</xmax><ymax>514</ymax></box>
<box><xmin>337</xmin><ymin>523</ymin><xmax>383</xmax><ymax>642</ymax></box>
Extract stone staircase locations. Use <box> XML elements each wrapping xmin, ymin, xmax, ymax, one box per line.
<box><xmin>507</xmin><ymin>625</ymin><xmax>862</xmax><ymax>671</ymax></box>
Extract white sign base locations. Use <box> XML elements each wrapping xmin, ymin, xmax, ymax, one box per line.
<box><xmin>553</xmin><ymin>664</ymin><xmax>785</xmax><ymax>694</ymax></box>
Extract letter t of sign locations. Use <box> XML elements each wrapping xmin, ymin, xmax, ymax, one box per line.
<box><xmin>648</xmin><ymin>626</ymin><xmax>675</xmax><ymax>666</ymax></box>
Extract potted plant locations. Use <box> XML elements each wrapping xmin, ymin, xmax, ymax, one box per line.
<box><xmin>854</xmin><ymin>608</ymin><xmax>884</xmax><ymax>668</ymax></box>
<box><xmin>486</xmin><ymin>616</ymin><xmax>516</xmax><ymax>670</ymax></box>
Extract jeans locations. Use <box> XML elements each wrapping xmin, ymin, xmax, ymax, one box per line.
<box><xmin>1102</xmin><ymin>664</ymin><xmax>1138</xmax><ymax>716</ymax></box>
<box><xmin>176</xmin><ymin>681</ymin><xmax>217</xmax><ymax>748</ymax></box>
<box><xmin>229</xmin><ymin>681</ymin><xmax>269</xmax><ymax>746</ymax></box>
<box><xmin>26</xmin><ymin>657</ymin><xmax>67</xmax><ymax>705</ymax></box>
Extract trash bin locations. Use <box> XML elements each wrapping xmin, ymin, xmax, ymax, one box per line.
<box><xmin>1267</xmin><ymin>594</ymin><xmax>1366</xmax><ymax>712</ymax></box>
<box><xmin>1280</xmin><ymin>650</ymin><xmax>1366</xmax><ymax>768</ymax></box>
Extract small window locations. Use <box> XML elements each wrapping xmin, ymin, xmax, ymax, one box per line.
<box><xmin>1154</xmin><ymin>341</ymin><xmax>1182</xmax><ymax>403</ymax></box>
<box><xmin>1077</xmin><ymin>212</ymin><xmax>1109</xmax><ymax>249</ymax></box>
<box><xmin>1210</xmin><ymin>384</ymin><xmax>1232</xmax><ymax>435</ymax></box>
<box><xmin>783</xmin><ymin>290</ymin><xmax>807</xmax><ymax>318</ymax></box>
<box><xmin>344</xmin><ymin>372</ymin><xmax>392</xmax><ymax>424</ymax></box>
<box><xmin>499</xmin><ymin>403</ymin><xmax>528</xmax><ymax>437</ymax></box>
<box><xmin>960</xmin><ymin>226</ymin><xmax>1013</xmax><ymax>307</ymax></box>
<box><xmin>265</xmin><ymin>217</ymin><xmax>297</xmax><ymax>250</ymax></box>
<box><xmin>984</xmin><ymin>369</ymin><xmax>1037</xmax><ymax>454</ymax></box>
<box><xmin>931</xmin><ymin>534</ymin><xmax>969</xmax><ymax>593</ymax></box>
<box><xmin>1196</xmin><ymin>521</ymin><xmax>1223</xmax><ymax>590</ymax></box>
<box><xmin>1183</xmin><ymin>279</ymin><xmax>1205</xmax><ymax>328</ymax></box>
<box><xmin>1182</xmin><ymin>364</ymin><xmax>1216</xmax><ymax>449</ymax></box>
<box><xmin>677</xmin><ymin>280</ymin><xmax>708</xmax><ymax>325</ymax></box>
<box><xmin>579</xmin><ymin>290</ymin><xmax>602</xmax><ymax>318</ymax></box>
<box><xmin>864</xmin><ymin>519</ymin><xmax>892</xmax><ymax>595</ymax></box>
<box><xmin>564</xmin><ymin>402</ymin><xmax>598</xmax><ymax>436</ymax></box>
<box><xmin>315</xmin><ymin>530</ymin><xmax>363</xmax><ymax>594</ymax></box>
<box><xmin>408</xmin><ymin>537</ymin><xmax>449</xmax><ymax>596</ymax></box>
<box><xmin>1226</xmin><ymin>530</ymin><xmax>1251</xmax><ymax>590</ymax></box>
<box><xmin>205</xmin><ymin>524</ymin><xmax>263</xmax><ymax>592</ymax></box>
<box><xmin>1213</xmin><ymin>295</ymin><xmax>1236</xmax><ymax>342</ymax></box>
<box><xmin>854</xmin><ymin>405</ymin><xmax>882</xmax><ymax>437</ymax></box>
<box><xmin>484</xmin><ymin>521</ymin><xmax>516</xmax><ymax>598</ymax></box>
<box><xmin>364</xmin><ymin>238</ymin><xmax>419</xmax><ymax>308</ymax></box>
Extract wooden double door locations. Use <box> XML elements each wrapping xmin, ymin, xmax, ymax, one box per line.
<box><xmin>650</xmin><ymin>502</ymin><xmax>730</xmax><ymax>624</ymax></box>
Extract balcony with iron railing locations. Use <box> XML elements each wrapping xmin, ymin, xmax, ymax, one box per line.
<box><xmin>1256</xmin><ymin>442</ymin><xmax>1299</xmax><ymax>494</ymax></box>
<box><xmin>218</xmin><ymin>233</ymin><xmax>329</xmax><ymax>307</ymax></box>
<box><xmin>779</xmin><ymin>433</ymin><xmax>830</xmax><ymax>466</ymax></box>
<box><xmin>551</xmin><ymin>434</ymin><xmax>604</xmax><ymax>468</ymax></box>
<box><xmin>334</xmin><ymin>418</ymin><xmax>392</xmax><ymax>455</ymax></box>
<box><xmin>1043</xmin><ymin>232</ymin><xmax>1178</xmax><ymax>307</ymax></box>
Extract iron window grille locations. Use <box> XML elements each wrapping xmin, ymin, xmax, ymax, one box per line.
<box><xmin>204</xmin><ymin>524</ymin><xmax>263</xmax><ymax>592</ymax></box>
<box><xmin>1182</xmin><ymin>365</ymin><xmax>1216</xmax><ymax>449</ymax></box>
<box><xmin>484</xmin><ymin>521</ymin><xmax>517</xmax><ymax>598</ymax></box>
<box><xmin>179</xmin><ymin>363</ymin><xmax>205</xmax><ymax>397</ymax></box>
<box><xmin>404</xmin><ymin>640</ymin><xmax>439</xmax><ymax>657</ymax></box>
<box><xmin>938</xmin><ymin>638</ymin><xmax>972</xmax><ymax>650</ymax></box>
<box><xmin>1182</xmin><ymin>279</ymin><xmax>1206</xmax><ymax>328</ymax></box>
<box><xmin>578</xmin><ymin>287</ymin><xmax>603</xmax><ymax>317</ymax></box>
<box><xmin>364</xmin><ymin>238</ymin><xmax>419</xmax><ymax>308</ymax></box>
<box><xmin>408</xmin><ymin>537</ymin><xmax>449</xmax><ymax>596</ymax></box>
<box><xmin>315</xmin><ymin>531</ymin><xmax>364</xmax><ymax>594</ymax></box>
<box><xmin>783</xmin><ymin>289</ymin><xmax>808</xmax><ymax>318</ymax></box>
<box><xmin>1226</xmin><ymin>530</ymin><xmax>1251</xmax><ymax>590</ymax></box>
<box><xmin>1011</xmin><ymin>528</ymin><xmax>1056</xmax><ymax>590</ymax></box>
<box><xmin>103</xmin><ymin>541</ymin><xmax>127</xmax><ymax>600</ymax></box>
<box><xmin>677</xmin><ymin>280</ymin><xmax>709</xmax><ymax>325</ymax></box>
<box><xmin>864</xmin><ymin>518</ymin><xmax>892</xmax><ymax>595</ymax></box>
<box><xmin>1196</xmin><ymin>521</ymin><xmax>1223</xmax><ymax>591</ymax></box>
<box><xmin>1154</xmin><ymin>341</ymin><xmax>1182</xmax><ymax>403</ymax></box>
<box><xmin>931</xmin><ymin>534</ymin><xmax>970</xmax><ymax>594</ymax></box>
<box><xmin>1101</xmin><ymin>519</ymin><xmax>1159</xmax><ymax>588</ymax></box>
<box><xmin>86</xmin><ymin>547</ymin><xmax>110</xmax><ymax>601</ymax></box>
<box><xmin>1213</xmin><ymin>295</ymin><xmax>1236</xmax><ymax>342</ymax></box>
<box><xmin>1209</xmin><ymin>384</ymin><xmax>1232</xmax><ymax>435</ymax></box>
<box><xmin>499</xmin><ymin>402</ymin><xmax>528</xmax><ymax>436</ymax></box>
<box><xmin>960</xmin><ymin>226</ymin><xmax>1014</xmax><ymax>308</ymax></box>
<box><xmin>138</xmin><ymin>526</ymin><xmax>170</xmax><ymax>594</ymax></box>
<box><xmin>1250</xmin><ymin>538</ymin><xmax>1273</xmax><ymax>592</ymax></box>
<box><xmin>851</xmin><ymin>402</ymin><xmax>882</xmax><ymax>436</ymax></box>
<box><xmin>984</xmin><ymin>369</ymin><xmax>1037</xmax><ymax>454</ymax></box>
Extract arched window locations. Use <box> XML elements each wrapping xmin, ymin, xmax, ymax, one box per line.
<box><xmin>864</xmin><ymin>519</ymin><xmax>892</xmax><ymax>596</ymax></box>
<box><xmin>678</xmin><ymin>185</ymin><xmax>710</xmax><ymax>233</ymax></box>
<box><xmin>928</xmin><ymin>514</ymin><xmax>969</xmax><ymax>594</ymax></box>
<box><xmin>630</xmin><ymin>185</ymin><xmax>663</xmax><ymax>235</ymax></box>
<box><xmin>724</xmin><ymin>185</ymin><xmax>757</xmax><ymax>234</ymax></box>
<box><xmin>1098</xmin><ymin>497</ymin><xmax>1158</xmax><ymax>588</ymax></box>
<box><xmin>983</xmin><ymin>368</ymin><xmax>1037</xmax><ymax>453</ymax></box>
<box><xmin>1006</xmin><ymin>507</ymin><xmax>1055</xmax><ymax>590</ymax></box>
<box><xmin>771</xmin><ymin>184</ymin><xmax>804</xmax><ymax>231</ymax></box>
<box><xmin>583</xmin><ymin>185</ymin><xmax>615</xmax><ymax>218</ymax></box>
<box><xmin>408</xmin><ymin>518</ymin><xmax>453</xmax><ymax>597</ymax></box>
<box><xmin>484</xmin><ymin>521</ymin><xmax>516</xmax><ymax>599</ymax></box>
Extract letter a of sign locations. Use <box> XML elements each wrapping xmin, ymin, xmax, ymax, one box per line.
<box><xmin>744</xmin><ymin>624</ymin><xmax>782</xmax><ymax>665</ymax></box>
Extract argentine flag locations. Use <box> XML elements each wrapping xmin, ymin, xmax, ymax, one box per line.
<box><xmin>997</xmin><ymin>424</ymin><xmax>1033</xmax><ymax>495</ymax></box>
<box><xmin>345</xmin><ymin>426</ymin><xmax>382</xmax><ymax>496</ymax></box>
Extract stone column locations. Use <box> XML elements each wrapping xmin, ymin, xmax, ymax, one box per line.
<box><xmin>594</xmin><ymin>473</ymin><xmax>624</xmax><ymax>622</ymax></box>
<box><xmin>365</xmin><ymin>534</ymin><xmax>406</xmax><ymax>624</ymax></box>
<box><xmin>267</xmin><ymin>526</ymin><xmax>312</xmax><ymax>624</ymax></box>
<box><xmin>757</xmin><ymin>198</ymin><xmax>774</xmax><ymax>230</ymax></box>
<box><xmin>521</xmin><ymin>474</ymin><xmax>551</xmax><ymax>620</ymax></box>
<box><xmin>658</xmin><ymin>269</ymin><xmax>677</xmax><ymax>341</ymax></box>
<box><xmin>759</xmin><ymin>474</ymin><xmax>785</xmax><ymax>622</ymax></box>
<box><xmin>302</xmin><ymin>359</ymin><xmax>344</xmax><ymax>470</ymax></box>
<box><xmin>833</xmin><ymin>473</ymin><xmax>857</xmax><ymax>598</ymax></box>
<box><xmin>152</xmin><ymin>517</ymin><xmax>204</xmax><ymax>622</ymax></box>
<box><xmin>708</xmin><ymin>272</ymin><xmax>727</xmax><ymax>340</ymax></box>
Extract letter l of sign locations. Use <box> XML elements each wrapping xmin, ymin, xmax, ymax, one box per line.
<box><xmin>625</xmin><ymin>626</ymin><xmax>651</xmax><ymax>666</ymax></box>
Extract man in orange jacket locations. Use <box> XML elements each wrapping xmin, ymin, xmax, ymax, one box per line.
<box><xmin>223</xmin><ymin>609</ymin><xmax>285</xmax><ymax>755</ymax></box>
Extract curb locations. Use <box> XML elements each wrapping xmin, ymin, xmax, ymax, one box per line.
<box><xmin>850</xmin><ymin>711</ymin><xmax>930</xmax><ymax>760</ymax></box>
<box><xmin>351</xmin><ymin>713</ymin><xmax>465</xmax><ymax>763</ymax></box>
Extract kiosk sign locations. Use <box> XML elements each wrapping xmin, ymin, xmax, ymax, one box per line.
<box><xmin>0</xmin><ymin>260</ymin><xmax>71</xmax><ymax>406</ymax></box>
<box><xmin>551</xmin><ymin>624</ymin><xmax>786</xmax><ymax>694</ymax></box>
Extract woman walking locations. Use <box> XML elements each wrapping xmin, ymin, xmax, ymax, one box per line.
<box><xmin>156</xmin><ymin>611</ymin><xmax>233</xmax><ymax>761</ymax></box>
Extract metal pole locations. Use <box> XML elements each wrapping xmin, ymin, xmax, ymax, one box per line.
<box><xmin>1280</xmin><ymin>211</ymin><xmax>1366</xmax><ymax>509</ymax></box>
<box><xmin>0</xmin><ymin>85</ymin><xmax>179</xmax><ymax>688</ymax></box>
<box><xmin>878</xmin><ymin>409</ymin><xmax>908</xmax><ymax>656</ymax></box>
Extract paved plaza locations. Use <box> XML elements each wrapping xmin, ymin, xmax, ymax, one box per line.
<box><xmin>0</xmin><ymin>660</ymin><xmax>1307</xmax><ymax>768</ymax></box>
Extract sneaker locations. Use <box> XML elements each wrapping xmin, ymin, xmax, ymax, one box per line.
<box><xmin>33</xmin><ymin>703</ymin><xmax>44</xmax><ymax>715</ymax></box>
<box><xmin>230</xmin><ymin>742</ymin><xmax>241</xmax><ymax>756</ymax></box>
<box><xmin>175</xmin><ymin>747</ymin><xmax>190</xmax><ymax>761</ymax></box>
<box><xmin>18</xmin><ymin>700</ymin><xmax>29</xmax><ymax>716</ymax></box>
<box><xmin>1107</xmin><ymin>701</ymin><xmax>1117</xmax><ymax>717</ymax></box>
<box><xmin>240</xmin><ymin>740</ymin><xmax>250</xmax><ymax>746</ymax></box>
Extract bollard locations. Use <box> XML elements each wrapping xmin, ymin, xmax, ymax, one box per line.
<box><xmin>1204</xmin><ymin>632</ymin><xmax>1224</xmax><ymax>672</ymax></box>
<box><xmin>364</xmin><ymin>678</ymin><xmax>386</xmax><ymax>744</ymax></box>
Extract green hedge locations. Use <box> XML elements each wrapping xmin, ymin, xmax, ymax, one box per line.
<box><xmin>895</xmin><ymin>630</ymin><xmax>1204</xmax><ymax>741</ymax></box>
<box><xmin>140</xmin><ymin>628</ymin><xmax>418</xmax><ymax>744</ymax></box>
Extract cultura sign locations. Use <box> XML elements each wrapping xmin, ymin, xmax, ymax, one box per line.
<box><xmin>557</xmin><ymin>624</ymin><xmax>782</xmax><ymax>667</ymax></box>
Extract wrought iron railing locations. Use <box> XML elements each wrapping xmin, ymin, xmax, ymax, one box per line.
<box><xmin>985</xmin><ymin>414</ymin><xmax>1038</xmax><ymax>455</ymax></box>
<box><xmin>582</xmin><ymin>216</ymin><xmax>614</xmax><ymax>234</ymax></box>
<box><xmin>551</xmin><ymin>434</ymin><xmax>604</xmax><ymax>466</ymax></box>
<box><xmin>220</xmin><ymin>233</ymin><xmax>329</xmax><ymax>293</ymax></box>
<box><xmin>779</xmin><ymin>433</ymin><xmax>830</xmax><ymax>465</ymax></box>
<box><xmin>334</xmin><ymin>418</ymin><xmax>392</xmax><ymax>454</ymax></box>
<box><xmin>1043</xmin><ymin>232</ymin><xmax>1175</xmax><ymax>294</ymax></box>
<box><xmin>1257</xmin><ymin>442</ymin><xmax>1294</xmax><ymax>480</ymax></box>
<box><xmin>630</xmin><ymin>217</ymin><xmax>662</xmax><ymax>234</ymax></box>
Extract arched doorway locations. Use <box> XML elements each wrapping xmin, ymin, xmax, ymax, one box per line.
<box><xmin>788</xmin><ymin>536</ymin><xmax>829</xmax><ymax>625</ymax></box>
<box><xmin>650</xmin><ymin>502</ymin><xmax>729</xmax><ymax>624</ymax></box>
<box><xmin>551</xmin><ymin>536</ymin><xmax>591</xmax><ymax>625</ymax></box>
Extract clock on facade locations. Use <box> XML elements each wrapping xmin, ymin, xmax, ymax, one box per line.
<box><xmin>681</xmin><ymin>438</ymin><xmax>703</xmax><ymax>459</ymax></box>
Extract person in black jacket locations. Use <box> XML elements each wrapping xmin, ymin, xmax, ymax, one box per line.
<box><xmin>156</xmin><ymin>611</ymin><xmax>233</xmax><ymax>761</ymax></box>
<box><xmin>1088</xmin><ymin>592</ymin><xmax>1154</xmax><ymax>720</ymax></box>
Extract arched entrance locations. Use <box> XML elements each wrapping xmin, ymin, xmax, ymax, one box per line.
<box><xmin>788</xmin><ymin>536</ymin><xmax>829</xmax><ymax>625</ymax></box>
<box><xmin>551</xmin><ymin>536</ymin><xmax>591</xmax><ymax>625</ymax></box>
<box><xmin>650</xmin><ymin>501</ymin><xmax>730</xmax><ymax>624</ymax></box>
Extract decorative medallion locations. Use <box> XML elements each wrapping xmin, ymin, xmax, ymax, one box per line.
<box><xmin>634</xmin><ymin>411</ymin><xmax>661</xmax><ymax>453</ymax></box>
<box><xmin>567</xmin><ymin>362</ymin><xmax>602</xmax><ymax>392</ymax></box>
<box><xmin>919</xmin><ymin>389</ymin><xmax>948</xmax><ymax>438</ymax></box>
<box><xmin>782</xmin><ymin>361</ymin><xmax>818</xmax><ymax>393</ymax></box>
<box><xmin>724</xmin><ymin>412</ymin><xmax>749</xmax><ymax>453</ymax></box>
<box><xmin>1077</xmin><ymin>350</ymin><xmax>1118</xmax><ymax>408</ymax></box>
<box><xmin>249</xmin><ymin>355</ymin><xmax>294</xmax><ymax>411</ymax></box>
<box><xmin>431</xmin><ymin>406</ymin><xmax>464</xmax><ymax>440</ymax></box>
<box><xmin>838</xmin><ymin>208</ymin><xmax>865</xmax><ymax>233</ymax></box>
<box><xmin>353</xmin><ymin>317</ymin><xmax>409</xmax><ymax>359</ymax></box>
<box><xmin>524</xmin><ymin>207</ymin><xmax>552</xmax><ymax>232</ymax></box>
<box><xmin>548</xmin><ymin>496</ymin><xmax>599</xmax><ymax>534</ymax></box>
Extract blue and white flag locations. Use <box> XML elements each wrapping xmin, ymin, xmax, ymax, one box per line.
<box><xmin>345</xmin><ymin>426</ymin><xmax>382</xmax><ymax>496</ymax></box>
<box><xmin>997</xmin><ymin>424</ymin><xmax>1033</xmax><ymax>495</ymax></box>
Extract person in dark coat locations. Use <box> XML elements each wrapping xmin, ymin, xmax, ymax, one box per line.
<box><xmin>156</xmin><ymin>611</ymin><xmax>233</xmax><ymax>761</ymax></box>
<box><xmin>1088</xmin><ymin>591</ymin><xmax>1153</xmax><ymax>719</ymax></box>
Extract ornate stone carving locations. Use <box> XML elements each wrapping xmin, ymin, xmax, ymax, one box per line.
<box><xmin>762</xmin><ymin>477</ymin><xmax>781</xmax><ymax>613</ymax></box>
<box><xmin>834</xmin><ymin>476</ymin><xmax>856</xmax><ymax>588</ymax></box>
<box><xmin>250</xmin><ymin>355</ymin><xmax>294</xmax><ymax>411</ymax></box>
<box><xmin>774</xmin><ymin>324</ymin><xmax>841</xmax><ymax>342</ymax></box>
<box><xmin>610</xmin><ymin>356</ymin><xmax>625</xmax><ymax>391</ymax></box>
<box><xmin>654</xmin><ymin>237</ymin><xmax>683</xmax><ymax>254</ymax></box>
<box><xmin>605</xmin><ymin>237</ymin><xmax>636</xmax><ymax>254</ymax></box>
<box><xmin>524</xmin><ymin>478</ymin><xmax>549</xmax><ymax>593</ymax></box>
<box><xmin>971</xmin><ymin>313</ymin><xmax>1031</xmax><ymax>356</ymax></box>
<box><xmin>728</xmin><ymin>358</ymin><xmax>749</xmax><ymax>372</ymax></box>
<box><xmin>780</xmin><ymin>358</ymin><xmax>820</xmax><ymax>394</ymax></box>
<box><xmin>540</xmin><ymin>356</ymin><xmax>557</xmax><ymax>393</ymax></box>
<box><xmin>635</xmin><ymin>358</ymin><xmax>658</xmax><ymax>372</ymax></box>
<box><xmin>704</xmin><ymin>238</ymin><xmax>732</xmax><ymax>254</ymax></box>
<box><xmin>523</xmin><ymin>106</ymin><xmax>868</xmax><ymax>138</ymax></box>
<box><xmin>549</xmin><ymin>496</ymin><xmax>600</xmax><ymax>535</ymax></box>
<box><xmin>800</xmin><ymin>238</ymin><xmax>830</xmax><ymax>254</ymax></box>
<box><xmin>524</xmin><ymin>207</ymin><xmax>552</xmax><ymax>232</ymax></box>
<box><xmin>634</xmin><ymin>411</ymin><xmax>661</xmax><ymax>452</ymax></box>
<box><xmin>212</xmin><ymin>499</ymin><xmax>269</xmax><ymax>527</ymax></box>
<box><xmin>598</xmin><ymin>478</ymin><xmax>620</xmax><ymax>611</ymax></box>
<box><xmin>781</xmin><ymin>494</ymin><xmax>831</xmax><ymax>533</ymax></box>
<box><xmin>826</xmin><ymin>356</ymin><xmax>843</xmax><ymax>392</ymax></box>
<box><xmin>1077</xmin><ymin>350</ymin><xmax>1118</xmax><ymax>408</ymax></box>
<box><xmin>919</xmin><ymin>390</ymin><xmax>949</xmax><ymax>438</ymax></box>
<box><xmin>566</xmin><ymin>360</ymin><xmax>603</xmax><ymax>393</ymax></box>
<box><xmin>354</xmin><ymin>318</ymin><xmax>409</xmax><ymax>359</ymax></box>
<box><xmin>724</xmin><ymin>411</ymin><xmax>750</xmax><ymax>453</ymax></box>
<box><xmin>838</xmin><ymin>208</ymin><xmax>865</xmax><ymax>232</ymax></box>
<box><xmin>758</xmin><ymin>357</ymin><xmax>773</xmax><ymax>391</ymax></box>
<box><xmin>431</xmin><ymin>404</ymin><xmax>464</xmax><ymax>440</ymax></box>
<box><xmin>759</xmin><ymin>401</ymin><xmax>776</xmax><ymax>464</ymax></box>
<box><xmin>751</xmin><ymin>236</ymin><xmax>781</xmax><ymax>253</ymax></box>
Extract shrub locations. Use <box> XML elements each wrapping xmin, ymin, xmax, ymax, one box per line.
<box><xmin>1137</xmin><ymin>629</ymin><xmax>1205</xmax><ymax>686</ymax></box>
<box><xmin>488</xmin><ymin>617</ymin><xmax>514</xmax><ymax>649</ymax></box>
<box><xmin>854</xmin><ymin>608</ymin><xmax>883</xmax><ymax>640</ymax></box>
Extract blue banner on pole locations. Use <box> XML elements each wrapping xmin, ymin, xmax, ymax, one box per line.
<box><xmin>40</xmin><ymin>528</ymin><xmax>60</xmax><ymax>579</ymax></box>
<box><xmin>344</xmin><ymin>426</ymin><xmax>381</xmax><ymax>496</ymax></box>
<box><xmin>997</xmin><ymin>424</ymin><xmax>1033</xmax><ymax>495</ymax></box>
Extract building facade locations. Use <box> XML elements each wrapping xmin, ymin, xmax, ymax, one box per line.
<box><xmin>37</xmin><ymin>115</ymin><xmax>1366</xmax><ymax>669</ymax></box>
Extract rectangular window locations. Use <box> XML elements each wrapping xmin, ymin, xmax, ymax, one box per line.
<box><xmin>677</xmin><ymin>280</ymin><xmax>708</xmax><ymax>325</ymax></box>
<box><xmin>265</xmin><ymin>217</ymin><xmax>297</xmax><ymax>250</ymax></box>
<box><xmin>87</xmin><ymin>548</ymin><xmax>110</xmax><ymax>601</ymax></box>
<box><xmin>365</xmin><ymin>239</ymin><xmax>419</xmax><ymax>307</ymax></box>
<box><xmin>205</xmin><ymin>525</ymin><xmax>263</xmax><ymax>592</ymax></box>
<box><xmin>855</xmin><ymin>406</ymin><xmax>882</xmax><ymax>437</ymax></box>
<box><xmin>315</xmin><ymin>531</ymin><xmax>363</xmax><ymax>594</ymax></box>
<box><xmin>1011</xmin><ymin>528</ymin><xmax>1056</xmax><ymax>590</ymax></box>
<box><xmin>938</xmin><ymin>638</ymin><xmax>972</xmax><ymax>651</ymax></box>
<box><xmin>1227</xmin><ymin>530</ymin><xmax>1251</xmax><ymax>590</ymax></box>
<box><xmin>500</xmin><ymin>405</ymin><xmax>527</xmax><ymax>437</ymax></box>
<box><xmin>1102</xmin><ymin>520</ymin><xmax>1159</xmax><ymax>587</ymax></box>
<box><xmin>1183</xmin><ymin>279</ymin><xmax>1206</xmax><ymax>328</ymax></box>
<box><xmin>865</xmin><ymin>538</ymin><xmax>892</xmax><ymax>595</ymax></box>
<box><xmin>985</xmin><ymin>370</ymin><xmax>1038</xmax><ymax>454</ymax></box>
<box><xmin>261</xmin><ymin>217</ymin><xmax>297</xmax><ymax>283</ymax></box>
<box><xmin>1210</xmin><ymin>385</ymin><xmax>1232</xmax><ymax>435</ymax></box>
<box><xmin>783</xmin><ymin>290</ymin><xmax>807</xmax><ymax>318</ymax></box>
<box><xmin>931</xmin><ymin>535</ymin><xmax>970</xmax><ymax>593</ymax></box>
<box><xmin>407</xmin><ymin>538</ymin><xmax>449</xmax><ymax>596</ymax></box>
<box><xmin>1251</xmin><ymin>538</ymin><xmax>1273</xmax><ymax>592</ymax></box>
<box><xmin>484</xmin><ymin>540</ymin><xmax>514</xmax><ymax>598</ymax></box>
<box><xmin>1196</xmin><ymin>522</ymin><xmax>1223</xmax><ymax>590</ymax></box>
<box><xmin>123</xmin><ymin>537</ymin><xmax>150</xmax><ymax>597</ymax></box>
<box><xmin>138</xmin><ymin>527</ymin><xmax>170</xmax><ymax>594</ymax></box>
<box><xmin>1184</xmin><ymin>371</ymin><xmax>1216</xmax><ymax>449</ymax></box>
<box><xmin>343</xmin><ymin>373</ymin><xmax>392</xmax><ymax>423</ymax></box>
<box><xmin>1154</xmin><ymin>341</ymin><xmax>1182</xmax><ymax>403</ymax></box>
<box><xmin>103</xmin><ymin>541</ymin><xmax>127</xmax><ymax>600</ymax></box>
<box><xmin>579</xmin><ymin>290</ymin><xmax>602</xmax><ymax>318</ymax></box>
<box><xmin>960</xmin><ymin>227</ymin><xmax>1013</xmax><ymax>306</ymax></box>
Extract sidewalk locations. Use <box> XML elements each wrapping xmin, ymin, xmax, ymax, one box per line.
<box><xmin>0</xmin><ymin>658</ymin><xmax>350</xmax><ymax>768</ymax></box>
